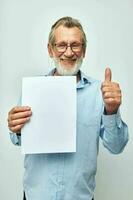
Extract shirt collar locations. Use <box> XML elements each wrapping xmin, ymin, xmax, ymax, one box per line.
<box><xmin>47</xmin><ymin>68</ymin><xmax>93</xmax><ymax>89</ymax></box>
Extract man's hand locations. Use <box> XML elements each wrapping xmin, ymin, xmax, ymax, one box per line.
<box><xmin>8</xmin><ymin>106</ymin><xmax>32</xmax><ymax>134</ymax></box>
<box><xmin>101</xmin><ymin>68</ymin><xmax>122</xmax><ymax>115</ymax></box>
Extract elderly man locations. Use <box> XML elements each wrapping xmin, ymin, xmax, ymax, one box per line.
<box><xmin>8</xmin><ymin>17</ymin><xmax>128</xmax><ymax>200</ymax></box>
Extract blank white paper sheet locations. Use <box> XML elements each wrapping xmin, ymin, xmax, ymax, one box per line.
<box><xmin>21</xmin><ymin>76</ymin><xmax>76</xmax><ymax>154</ymax></box>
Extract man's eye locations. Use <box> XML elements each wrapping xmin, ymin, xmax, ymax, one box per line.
<box><xmin>58</xmin><ymin>45</ymin><xmax>66</xmax><ymax>48</ymax></box>
<box><xmin>72</xmin><ymin>44</ymin><xmax>80</xmax><ymax>47</ymax></box>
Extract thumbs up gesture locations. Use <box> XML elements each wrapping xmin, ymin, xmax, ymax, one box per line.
<box><xmin>101</xmin><ymin>68</ymin><xmax>122</xmax><ymax>114</ymax></box>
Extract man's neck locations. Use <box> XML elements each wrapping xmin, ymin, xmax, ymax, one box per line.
<box><xmin>53</xmin><ymin>69</ymin><xmax>81</xmax><ymax>83</ymax></box>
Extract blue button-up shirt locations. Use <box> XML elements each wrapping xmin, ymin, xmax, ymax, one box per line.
<box><xmin>10</xmin><ymin>70</ymin><xmax>128</xmax><ymax>200</ymax></box>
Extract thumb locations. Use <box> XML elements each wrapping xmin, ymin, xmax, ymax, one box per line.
<box><xmin>105</xmin><ymin>67</ymin><xmax>112</xmax><ymax>82</ymax></box>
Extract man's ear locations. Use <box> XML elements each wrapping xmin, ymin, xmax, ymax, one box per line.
<box><xmin>47</xmin><ymin>44</ymin><xmax>53</xmax><ymax>58</ymax></box>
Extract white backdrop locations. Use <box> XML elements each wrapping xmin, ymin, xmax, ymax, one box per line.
<box><xmin>0</xmin><ymin>0</ymin><xmax>133</xmax><ymax>199</ymax></box>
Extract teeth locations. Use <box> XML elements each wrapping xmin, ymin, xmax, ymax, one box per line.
<box><xmin>61</xmin><ymin>59</ymin><xmax>76</xmax><ymax>61</ymax></box>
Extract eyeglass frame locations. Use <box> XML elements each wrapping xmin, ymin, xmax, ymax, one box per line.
<box><xmin>54</xmin><ymin>42</ymin><xmax>84</xmax><ymax>53</ymax></box>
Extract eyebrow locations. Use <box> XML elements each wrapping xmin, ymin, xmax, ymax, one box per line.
<box><xmin>55</xmin><ymin>41</ymin><xmax>82</xmax><ymax>44</ymax></box>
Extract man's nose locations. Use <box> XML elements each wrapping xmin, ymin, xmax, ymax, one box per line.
<box><xmin>64</xmin><ymin>46</ymin><xmax>74</xmax><ymax>57</ymax></box>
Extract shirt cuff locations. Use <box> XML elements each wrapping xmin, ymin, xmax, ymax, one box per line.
<box><xmin>102</xmin><ymin>110</ymin><xmax>122</xmax><ymax>128</ymax></box>
<box><xmin>10</xmin><ymin>132</ymin><xmax>21</xmax><ymax>146</ymax></box>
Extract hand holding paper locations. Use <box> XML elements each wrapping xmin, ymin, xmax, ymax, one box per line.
<box><xmin>8</xmin><ymin>106</ymin><xmax>32</xmax><ymax>134</ymax></box>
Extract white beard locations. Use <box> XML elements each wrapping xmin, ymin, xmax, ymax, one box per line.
<box><xmin>53</xmin><ymin>57</ymin><xmax>83</xmax><ymax>76</ymax></box>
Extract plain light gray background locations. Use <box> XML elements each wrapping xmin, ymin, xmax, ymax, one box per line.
<box><xmin>0</xmin><ymin>0</ymin><xmax>132</xmax><ymax>199</ymax></box>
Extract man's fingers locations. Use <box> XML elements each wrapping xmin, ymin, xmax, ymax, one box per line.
<box><xmin>104</xmin><ymin>97</ymin><xmax>121</xmax><ymax>105</ymax></box>
<box><xmin>101</xmin><ymin>82</ymin><xmax>119</xmax><ymax>88</ymax></box>
<box><xmin>103</xmin><ymin>91</ymin><xmax>121</xmax><ymax>98</ymax></box>
<box><xmin>8</xmin><ymin>106</ymin><xmax>32</xmax><ymax>133</ymax></box>
<box><xmin>9</xmin><ymin>110</ymin><xmax>32</xmax><ymax>120</ymax></box>
<box><xmin>8</xmin><ymin>117</ymin><xmax>30</xmax><ymax>127</ymax></box>
<box><xmin>105</xmin><ymin>67</ymin><xmax>112</xmax><ymax>82</ymax></box>
<box><xmin>9</xmin><ymin>106</ymin><xmax>31</xmax><ymax>114</ymax></box>
<box><xmin>10</xmin><ymin>124</ymin><xmax>25</xmax><ymax>133</ymax></box>
<box><xmin>102</xmin><ymin>87</ymin><xmax>121</xmax><ymax>94</ymax></box>
<box><xmin>101</xmin><ymin>68</ymin><xmax>122</xmax><ymax>114</ymax></box>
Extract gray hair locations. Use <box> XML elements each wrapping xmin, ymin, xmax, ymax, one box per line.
<box><xmin>48</xmin><ymin>16</ymin><xmax>87</xmax><ymax>50</ymax></box>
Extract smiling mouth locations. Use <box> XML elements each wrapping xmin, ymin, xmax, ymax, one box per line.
<box><xmin>60</xmin><ymin>58</ymin><xmax>76</xmax><ymax>62</ymax></box>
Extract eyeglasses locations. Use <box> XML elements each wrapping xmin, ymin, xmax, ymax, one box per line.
<box><xmin>54</xmin><ymin>42</ymin><xmax>84</xmax><ymax>53</ymax></box>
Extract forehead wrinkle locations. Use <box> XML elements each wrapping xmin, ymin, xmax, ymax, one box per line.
<box><xmin>54</xmin><ymin>26</ymin><xmax>82</xmax><ymax>44</ymax></box>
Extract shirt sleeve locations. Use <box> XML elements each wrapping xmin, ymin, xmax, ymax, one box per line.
<box><xmin>10</xmin><ymin>132</ymin><xmax>21</xmax><ymax>146</ymax></box>
<box><xmin>100</xmin><ymin>110</ymin><xmax>129</xmax><ymax>154</ymax></box>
